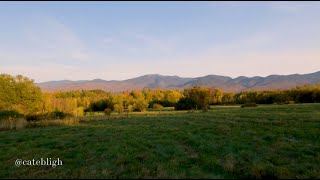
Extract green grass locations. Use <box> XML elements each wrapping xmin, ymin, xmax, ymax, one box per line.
<box><xmin>0</xmin><ymin>104</ymin><xmax>319</xmax><ymax>179</ymax></box>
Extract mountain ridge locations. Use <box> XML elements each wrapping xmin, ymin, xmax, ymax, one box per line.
<box><xmin>36</xmin><ymin>71</ymin><xmax>320</xmax><ymax>92</ymax></box>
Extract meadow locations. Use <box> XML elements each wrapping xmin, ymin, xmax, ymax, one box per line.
<box><xmin>0</xmin><ymin>103</ymin><xmax>319</xmax><ymax>179</ymax></box>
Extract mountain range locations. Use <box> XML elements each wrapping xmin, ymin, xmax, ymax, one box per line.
<box><xmin>36</xmin><ymin>71</ymin><xmax>320</xmax><ymax>92</ymax></box>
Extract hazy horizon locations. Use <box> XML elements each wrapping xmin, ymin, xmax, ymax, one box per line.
<box><xmin>1</xmin><ymin>2</ymin><xmax>320</xmax><ymax>82</ymax></box>
<box><xmin>35</xmin><ymin>70</ymin><xmax>320</xmax><ymax>84</ymax></box>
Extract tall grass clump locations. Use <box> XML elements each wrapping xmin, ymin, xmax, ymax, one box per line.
<box><xmin>58</xmin><ymin>117</ymin><xmax>80</xmax><ymax>126</ymax></box>
<box><xmin>36</xmin><ymin>117</ymin><xmax>80</xmax><ymax>127</ymax></box>
<box><xmin>0</xmin><ymin>118</ymin><xmax>27</xmax><ymax>130</ymax></box>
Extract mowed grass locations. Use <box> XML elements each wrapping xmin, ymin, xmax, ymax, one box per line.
<box><xmin>0</xmin><ymin>104</ymin><xmax>319</xmax><ymax>179</ymax></box>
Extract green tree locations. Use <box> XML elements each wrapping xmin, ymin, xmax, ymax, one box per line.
<box><xmin>183</xmin><ymin>86</ymin><xmax>210</xmax><ymax>110</ymax></box>
<box><xmin>0</xmin><ymin>74</ymin><xmax>43</xmax><ymax>114</ymax></box>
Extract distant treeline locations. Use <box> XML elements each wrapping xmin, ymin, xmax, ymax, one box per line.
<box><xmin>1</xmin><ymin>74</ymin><xmax>320</xmax><ymax>119</ymax></box>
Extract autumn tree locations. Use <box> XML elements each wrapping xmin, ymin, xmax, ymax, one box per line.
<box><xmin>222</xmin><ymin>92</ymin><xmax>235</xmax><ymax>104</ymax></box>
<box><xmin>114</xmin><ymin>104</ymin><xmax>124</xmax><ymax>114</ymax></box>
<box><xmin>211</xmin><ymin>88</ymin><xmax>223</xmax><ymax>105</ymax></box>
<box><xmin>133</xmin><ymin>97</ymin><xmax>149</xmax><ymax>112</ymax></box>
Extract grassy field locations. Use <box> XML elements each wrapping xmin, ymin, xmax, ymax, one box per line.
<box><xmin>0</xmin><ymin>104</ymin><xmax>319</xmax><ymax>179</ymax></box>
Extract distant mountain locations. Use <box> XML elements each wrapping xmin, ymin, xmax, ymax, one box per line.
<box><xmin>36</xmin><ymin>71</ymin><xmax>320</xmax><ymax>92</ymax></box>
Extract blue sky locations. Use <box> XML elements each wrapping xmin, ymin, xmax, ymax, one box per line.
<box><xmin>1</xmin><ymin>2</ymin><xmax>320</xmax><ymax>82</ymax></box>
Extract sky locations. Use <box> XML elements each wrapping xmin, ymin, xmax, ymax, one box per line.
<box><xmin>1</xmin><ymin>1</ymin><xmax>320</xmax><ymax>83</ymax></box>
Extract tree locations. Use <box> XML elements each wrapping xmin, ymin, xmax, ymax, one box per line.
<box><xmin>153</xmin><ymin>89</ymin><xmax>165</xmax><ymax>101</ymax></box>
<box><xmin>114</xmin><ymin>104</ymin><xmax>124</xmax><ymax>114</ymax></box>
<box><xmin>183</xmin><ymin>86</ymin><xmax>210</xmax><ymax>110</ymax></box>
<box><xmin>211</xmin><ymin>88</ymin><xmax>223</xmax><ymax>105</ymax></box>
<box><xmin>126</xmin><ymin>104</ymin><xmax>133</xmax><ymax>117</ymax></box>
<box><xmin>130</xmin><ymin>90</ymin><xmax>144</xmax><ymax>99</ymax></box>
<box><xmin>133</xmin><ymin>98</ymin><xmax>149</xmax><ymax>112</ymax></box>
<box><xmin>222</xmin><ymin>92</ymin><xmax>235</xmax><ymax>104</ymax></box>
<box><xmin>0</xmin><ymin>74</ymin><xmax>43</xmax><ymax>114</ymax></box>
<box><xmin>164</xmin><ymin>89</ymin><xmax>183</xmax><ymax>103</ymax></box>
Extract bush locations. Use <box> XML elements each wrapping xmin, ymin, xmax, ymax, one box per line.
<box><xmin>104</xmin><ymin>108</ymin><xmax>112</xmax><ymax>116</ymax></box>
<box><xmin>153</xmin><ymin>103</ymin><xmax>163</xmax><ymax>113</ymax></box>
<box><xmin>87</xmin><ymin>99</ymin><xmax>113</xmax><ymax>112</ymax></box>
<box><xmin>149</xmin><ymin>100</ymin><xmax>176</xmax><ymax>108</ymax></box>
<box><xmin>25</xmin><ymin>114</ymin><xmax>43</xmax><ymax>121</ymax></box>
<box><xmin>0</xmin><ymin>110</ymin><xmax>23</xmax><ymax>120</ymax></box>
<box><xmin>175</xmin><ymin>97</ymin><xmax>198</xmax><ymax>110</ymax></box>
<box><xmin>49</xmin><ymin>110</ymin><xmax>72</xmax><ymax>119</ymax></box>
<box><xmin>241</xmin><ymin>103</ymin><xmax>257</xmax><ymax>108</ymax></box>
<box><xmin>25</xmin><ymin>110</ymin><xmax>73</xmax><ymax>121</ymax></box>
<box><xmin>153</xmin><ymin>103</ymin><xmax>163</xmax><ymax>109</ymax></box>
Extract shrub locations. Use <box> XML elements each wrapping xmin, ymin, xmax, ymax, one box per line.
<box><xmin>149</xmin><ymin>100</ymin><xmax>176</xmax><ymax>108</ymax></box>
<box><xmin>0</xmin><ymin>110</ymin><xmax>23</xmax><ymax>120</ymax></box>
<box><xmin>104</xmin><ymin>108</ymin><xmax>112</xmax><ymax>116</ymax></box>
<box><xmin>49</xmin><ymin>110</ymin><xmax>72</xmax><ymax>119</ymax></box>
<box><xmin>25</xmin><ymin>114</ymin><xmax>43</xmax><ymax>121</ymax></box>
<box><xmin>175</xmin><ymin>97</ymin><xmax>198</xmax><ymax>110</ymax></box>
<box><xmin>25</xmin><ymin>110</ymin><xmax>73</xmax><ymax>121</ymax></box>
<box><xmin>153</xmin><ymin>103</ymin><xmax>163</xmax><ymax>109</ymax></box>
<box><xmin>241</xmin><ymin>103</ymin><xmax>257</xmax><ymax>108</ymax></box>
<box><xmin>152</xmin><ymin>103</ymin><xmax>163</xmax><ymax>113</ymax></box>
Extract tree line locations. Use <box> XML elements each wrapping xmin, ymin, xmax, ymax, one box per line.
<box><xmin>1</xmin><ymin>74</ymin><xmax>319</xmax><ymax>119</ymax></box>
